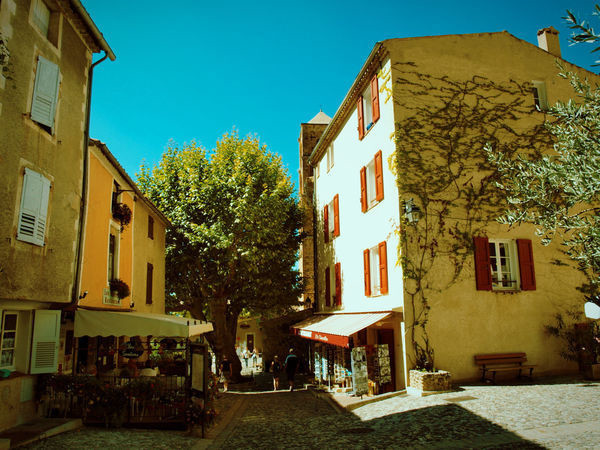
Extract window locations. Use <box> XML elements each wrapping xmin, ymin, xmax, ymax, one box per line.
<box><xmin>17</xmin><ymin>168</ymin><xmax>51</xmax><ymax>246</ymax></box>
<box><xmin>326</xmin><ymin>144</ymin><xmax>334</xmax><ymax>172</ymax></box>
<box><xmin>108</xmin><ymin>232</ymin><xmax>117</xmax><ymax>281</ymax></box>
<box><xmin>31</xmin><ymin>0</ymin><xmax>60</xmax><ymax>46</ymax></box>
<box><xmin>0</xmin><ymin>312</ymin><xmax>19</xmax><ymax>370</ymax></box>
<box><xmin>473</xmin><ymin>237</ymin><xmax>536</xmax><ymax>291</ymax></box>
<box><xmin>363</xmin><ymin>241</ymin><xmax>389</xmax><ymax>296</ymax></box>
<box><xmin>324</xmin><ymin>264</ymin><xmax>342</xmax><ymax>308</ymax></box>
<box><xmin>323</xmin><ymin>194</ymin><xmax>340</xmax><ymax>243</ymax></box>
<box><xmin>532</xmin><ymin>81</ymin><xmax>548</xmax><ymax>111</ymax></box>
<box><xmin>148</xmin><ymin>215</ymin><xmax>154</xmax><ymax>239</ymax></box>
<box><xmin>357</xmin><ymin>74</ymin><xmax>380</xmax><ymax>140</ymax></box>
<box><xmin>31</xmin><ymin>55</ymin><xmax>60</xmax><ymax>132</ymax></box>
<box><xmin>146</xmin><ymin>262</ymin><xmax>153</xmax><ymax>305</ymax></box>
<box><xmin>360</xmin><ymin>150</ymin><xmax>384</xmax><ymax>212</ymax></box>
<box><xmin>315</xmin><ymin>162</ymin><xmax>320</xmax><ymax>179</ymax></box>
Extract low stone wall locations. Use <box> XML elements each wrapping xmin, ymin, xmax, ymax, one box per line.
<box><xmin>409</xmin><ymin>370</ymin><xmax>452</xmax><ymax>392</ymax></box>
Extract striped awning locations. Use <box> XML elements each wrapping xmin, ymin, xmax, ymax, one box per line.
<box><xmin>291</xmin><ymin>312</ymin><xmax>391</xmax><ymax>347</ymax></box>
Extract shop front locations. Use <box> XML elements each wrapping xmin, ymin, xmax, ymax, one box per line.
<box><xmin>291</xmin><ymin>312</ymin><xmax>400</xmax><ymax>395</ymax></box>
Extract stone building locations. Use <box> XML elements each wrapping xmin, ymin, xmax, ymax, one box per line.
<box><xmin>0</xmin><ymin>0</ymin><xmax>113</xmax><ymax>431</ymax></box>
<box><xmin>295</xmin><ymin>28</ymin><xmax>600</xmax><ymax>392</ymax></box>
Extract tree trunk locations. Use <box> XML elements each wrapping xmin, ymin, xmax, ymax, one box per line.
<box><xmin>207</xmin><ymin>300</ymin><xmax>243</xmax><ymax>381</ymax></box>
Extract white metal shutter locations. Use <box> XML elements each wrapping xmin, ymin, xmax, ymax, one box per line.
<box><xmin>17</xmin><ymin>168</ymin><xmax>50</xmax><ymax>246</ymax></box>
<box><xmin>31</xmin><ymin>56</ymin><xmax>60</xmax><ymax>130</ymax></box>
<box><xmin>30</xmin><ymin>310</ymin><xmax>60</xmax><ymax>374</ymax></box>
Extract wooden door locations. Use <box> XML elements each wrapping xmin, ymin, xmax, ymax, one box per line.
<box><xmin>377</xmin><ymin>329</ymin><xmax>396</xmax><ymax>393</ymax></box>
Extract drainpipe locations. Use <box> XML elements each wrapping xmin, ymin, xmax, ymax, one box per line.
<box><xmin>70</xmin><ymin>51</ymin><xmax>109</xmax><ymax>306</ymax></box>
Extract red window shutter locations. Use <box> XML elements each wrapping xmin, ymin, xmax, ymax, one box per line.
<box><xmin>325</xmin><ymin>267</ymin><xmax>331</xmax><ymax>307</ymax></box>
<box><xmin>363</xmin><ymin>249</ymin><xmax>371</xmax><ymax>296</ymax></box>
<box><xmin>473</xmin><ymin>236</ymin><xmax>492</xmax><ymax>291</ymax></box>
<box><xmin>374</xmin><ymin>150</ymin><xmax>384</xmax><ymax>202</ymax></box>
<box><xmin>323</xmin><ymin>205</ymin><xmax>329</xmax><ymax>243</ymax></box>
<box><xmin>335</xmin><ymin>262</ymin><xmax>342</xmax><ymax>306</ymax></box>
<box><xmin>517</xmin><ymin>239</ymin><xmax>536</xmax><ymax>290</ymax></box>
<box><xmin>357</xmin><ymin>96</ymin><xmax>365</xmax><ymax>140</ymax></box>
<box><xmin>360</xmin><ymin>167</ymin><xmax>368</xmax><ymax>212</ymax></box>
<box><xmin>378</xmin><ymin>241</ymin><xmax>388</xmax><ymax>295</ymax></box>
<box><xmin>333</xmin><ymin>194</ymin><xmax>340</xmax><ymax>237</ymax></box>
<box><xmin>371</xmin><ymin>75</ymin><xmax>380</xmax><ymax>124</ymax></box>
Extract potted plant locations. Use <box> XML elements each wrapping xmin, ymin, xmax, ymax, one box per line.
<box><xmin>109</xmin><ymin>278</ymin><xmax>130</xmax><ymax>300</ymax></box>
<box><xmin>112</xmin><ymin>202</ymin><xmax>132</xmax><ymax>231</ymax></box>
<box><xmin>407</xmin><ymin>346</ymin><xmax>452</xmax><ymax>395</ymax></box>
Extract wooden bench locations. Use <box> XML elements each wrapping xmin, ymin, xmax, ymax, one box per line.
<box><xmin>474</xmin><ymin>353</ymin><xmax>536</xmax><ymax>383</ymax></box>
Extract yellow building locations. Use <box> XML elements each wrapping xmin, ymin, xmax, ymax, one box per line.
<box><xmin>0</xmin><ymin>0</ymin><xmax>113</xmax><ymax>431</ymax></box>
<box><xmin>297</xmin><ymin>28</ymin><xmax>600</xmax><ymax>391</ymax></box>
<box><xmin>66</xmin><ymin>139</ymin><xmax>169</xmax><ymax>374</ymax></box>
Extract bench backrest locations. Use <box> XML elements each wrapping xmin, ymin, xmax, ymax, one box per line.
<box><xmin>474</xmin><ymin>353</ymin><xmax>527</xmax><ymax>365</ymax></box>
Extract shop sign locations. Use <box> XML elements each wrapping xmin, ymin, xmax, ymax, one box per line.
<box><xmin>299</xmin><ymin>329</ymin><xmax>312</xmax><ymax>338</ymax></box>
<box><xmin>120</xmin><ymin>342</ymin><xmax>143</xmax><ymax>359</ymax></box>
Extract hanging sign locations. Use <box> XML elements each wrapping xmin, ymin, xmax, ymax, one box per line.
<box><xmin>119</xmin><ymin>342</ymin><xmax>143</xmax><ymax>359</ymax></box>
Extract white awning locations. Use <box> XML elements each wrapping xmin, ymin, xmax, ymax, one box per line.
<box><xmin>74</xmin><ymin>310</ymin><xmax>213</xmax><ymax>338</ymax></box>
<box><xmin>291</xmin><ymin>312</ymin><xmax>392</xmax><ymax>347</ymax></box>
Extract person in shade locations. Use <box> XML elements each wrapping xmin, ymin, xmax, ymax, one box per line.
<box><xmin>270</xmin><ymin>355</ymin><xmax>282</xmax><ymax>391</ymax></box>
<box><xmin>219</xmin><ymin>355</ymin><xmax>233</xmax><ymax>392</ymax></box>
<box><xmin>284</xmin><ymin>348</ymin><xmax>299</xmax><ymax>391</ymax></box>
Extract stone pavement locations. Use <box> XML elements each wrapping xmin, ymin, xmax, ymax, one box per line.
<box><xmin>20</xmin><ymin>375</ymin><xmax>600</xmax><ymax>449</ymax></box>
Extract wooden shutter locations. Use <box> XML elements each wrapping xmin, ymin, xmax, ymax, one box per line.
<box><xmin>323</xmin><ymin>205</ymin><xmax>329</xmax><ymax>243</ymax></box>
<box><xmin>357</xmin><ymin>96</ymin><xmax>365</xmax><ymax>140</ymax></box>
<box><xmin>148</xmin><ymin>215</ymin><xmax>154</xmax><ymax>239</ymax></box>
<box><xmin>31</xmin><ymin>56</ymin><xmax>60</xmax><ymax>130</ymax></box>
<box><xmin>17</xmin><ymin>168</ymin><xmax>50</xmax><ymax>246</ymax></box>
<box><xmin>517</xmin><ymin>239</ymin><xmax>536</xmax><ymax>290</ymax></box>
<box><xmin>360</xmin><ymin>167</ymin><xmax>368</xmax><ymax>212</ymax></box>
<box><xmin>379</xmin><ymin>241</ymin><xmax>388</xmax><ymax>295</ymax></box>
<box><xmin>374</xmin><ymin>150</ymin><xmax>384</xmax><ymax>201</ymax></box>
<box><xmin>30</xmin><ymin>310</ymin><xmax>60</xmax><ymax>374</ymax></box>
<box><xmin>371</xmin><ymin>75</ymin><xmax>380</xmax><ymax>123</ymax></box>
<box><xmin>325</xmin><ymin>267</ymin><xmax>331</xmax><ymax>307</ymax></box>
<box><xmin>333</xmin><ymin>194</ymin><xmax>340</xmax><ymax>237</ymax></box>
<box><xmin>146</xmin><ymin>262</ymin><xmax>154</xmax><ymax>304</ymax></box>
<box><xmin>473</xmin><ymin>236</ymin><xmax>492</xmax><ymax>290</ymax></box>
<box><xmin>335</xmin><ymin>262</ymin><xmax>342</xmax><ymax>306</ymax></box>
<box><xmin>363</xmin><ymin>249</ymin><xmax>371</xmax><ymax>296</ymax></box>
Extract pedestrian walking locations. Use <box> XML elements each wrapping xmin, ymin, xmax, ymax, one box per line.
<box><xmin>243</xmin><ymin>349</ymin><xmax>249</xmax><ymax>368</ymax></box>
<box><xmin>252</xmin><ymin>347</ymin><xmax>258</xmax><ymax>368</ymax></box>
<box><xmin>270</xmin><ymin>355</ymin><xmax>281</xmax><ymax>391</ymax></box>
<box><xmin>284</xmin><ymin>348</ymin><xmax>299</xmax><ymax>391</ymax></box>
<box><xmin>220</xmin><ymin>355</ymin><xmax>232</xmax><ymax>392</ymax></box>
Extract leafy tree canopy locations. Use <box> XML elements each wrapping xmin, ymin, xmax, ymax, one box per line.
<box><xmin>137</xmin><ymin>132</ymin><xmax>303</xmax><ymax>372</ymax></box>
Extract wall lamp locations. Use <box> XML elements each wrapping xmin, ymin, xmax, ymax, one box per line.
<box><xmin>402</xmin><ymin>198</ymin><xmax>422</xmax><ymax>223</ymax></box>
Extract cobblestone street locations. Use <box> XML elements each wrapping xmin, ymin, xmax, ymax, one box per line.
<box><xmin>22</xmin><ymin>375</ymin><xmax>600</xmax><ymax>449</ymax></box>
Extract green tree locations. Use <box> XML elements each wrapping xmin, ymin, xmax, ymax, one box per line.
<box><xmin>137</xmin><ymin>132</ymin><xmax>303</xmax><ymax>378</ymax></box>
<box><xmin>487</xmin><ymin>6</ymin><xmax>600</xmax><ymax>298</ymax></box>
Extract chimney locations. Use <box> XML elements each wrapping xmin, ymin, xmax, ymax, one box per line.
<box><xmin>537</xmin><ymin>26</ymin><xmax>561</xmax><ymax>58</ymax></box>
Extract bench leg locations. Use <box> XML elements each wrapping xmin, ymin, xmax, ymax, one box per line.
<box><xmin>481</xmin><ymin>368</ymin><xmax>487</xmax><ymax>382</ymax></box>
<box><xmin>492</xmin><ymin>371</ymin><xmax>497</xmax><ymax>384</ymax></box>
<box><xmin>518</xmin><ymin>368</ymin><xmax>522</xmax><ymax>379</ymax></box>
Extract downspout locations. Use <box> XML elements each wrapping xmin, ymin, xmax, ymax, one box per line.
<box><xmin>70</xmin><ymin>51</ymin><xmax>109</xmax><ymax>306</ymax></box>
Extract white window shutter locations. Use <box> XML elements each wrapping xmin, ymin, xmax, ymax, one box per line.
<box><xmin>17</xmin><ymin>168</ymin><xmax>51</xmax><ymax>246</ymax></box>
<box><xmin>31</xmin><ymin>56</ymin><xmax>60</xmax><ymax>130</ymax></box>
<box><xmin>30</xmin><ymin>310</ymin><xmax>60</xmax><ymax>374</ymax></box>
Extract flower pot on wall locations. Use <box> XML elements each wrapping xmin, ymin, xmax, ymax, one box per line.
<box><xmin>407</xmin><ymin>369</ymin><xmax>452</xmax><ymax>396</ymax></box>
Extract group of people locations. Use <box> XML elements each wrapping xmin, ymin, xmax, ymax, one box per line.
<box><xmin>269</xmin><ymin>348</ymin><xmax>299</xmax><ymax>391</ymax></box>
<box><xmin>218</xmin><ymin>348</ymin><xmax>300</xmax><ymax>392</ymax></box>
<box><xmin>239</xmin><ymin>347</ymin><xmax>259</xmax><ymax>369</ymax></box>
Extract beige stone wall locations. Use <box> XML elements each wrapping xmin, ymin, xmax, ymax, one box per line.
<box><xmin>386</xmin><ymin>33</ymin><xmax>599</xmax><ymax>382</ymax></box>
<box><xmin>0</xmin><ymin>0</ymin><xmax>91</xmax><ymax>304</ymax></box>
<box><xmin>298</xmin><ymin>122</ymin><xmax>326</xmax><ymax>306</ymax></box>
<box><xmin>132</xmin><ymin>198</ymin><xmax>167</xmax><ymax>314</ymax></box>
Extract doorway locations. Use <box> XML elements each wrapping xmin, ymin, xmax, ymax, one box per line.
<box><xmin>246</xmin><ymin>334</ymin><xmax>254</xmax><ymax>353</ymax></box>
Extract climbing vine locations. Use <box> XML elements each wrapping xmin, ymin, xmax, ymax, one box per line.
<box><xmin>0</xmin><ymin>32</ymin><xmax>9</xmax><ymax>77</ymax></box>
<box><xmin>392</xmin><ymin>62</ymin><xmax>553</xmax><ymax>369</ymax></box>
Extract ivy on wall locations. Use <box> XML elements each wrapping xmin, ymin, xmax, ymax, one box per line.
<box><xmin>392</xmin><ymin>61</ymin><xmax>553</xmax><ymax>369</ymax></box>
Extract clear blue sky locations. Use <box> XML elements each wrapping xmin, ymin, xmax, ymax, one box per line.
<box><xmin>82</xmin><ymin>1</ymin><xmax>599</xmax><ymax>189</ymax></box>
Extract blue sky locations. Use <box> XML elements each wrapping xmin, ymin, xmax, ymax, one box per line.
<box><xmin>82</xmin><ymin>1</ymin><xmax>599</xmax><ymax>189</ymax></box>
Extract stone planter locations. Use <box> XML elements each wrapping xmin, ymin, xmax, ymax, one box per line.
<box><xmin>407</xmin><ymin>370</ymin><xmax>452</xmax><ymax>396</ymax></box>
